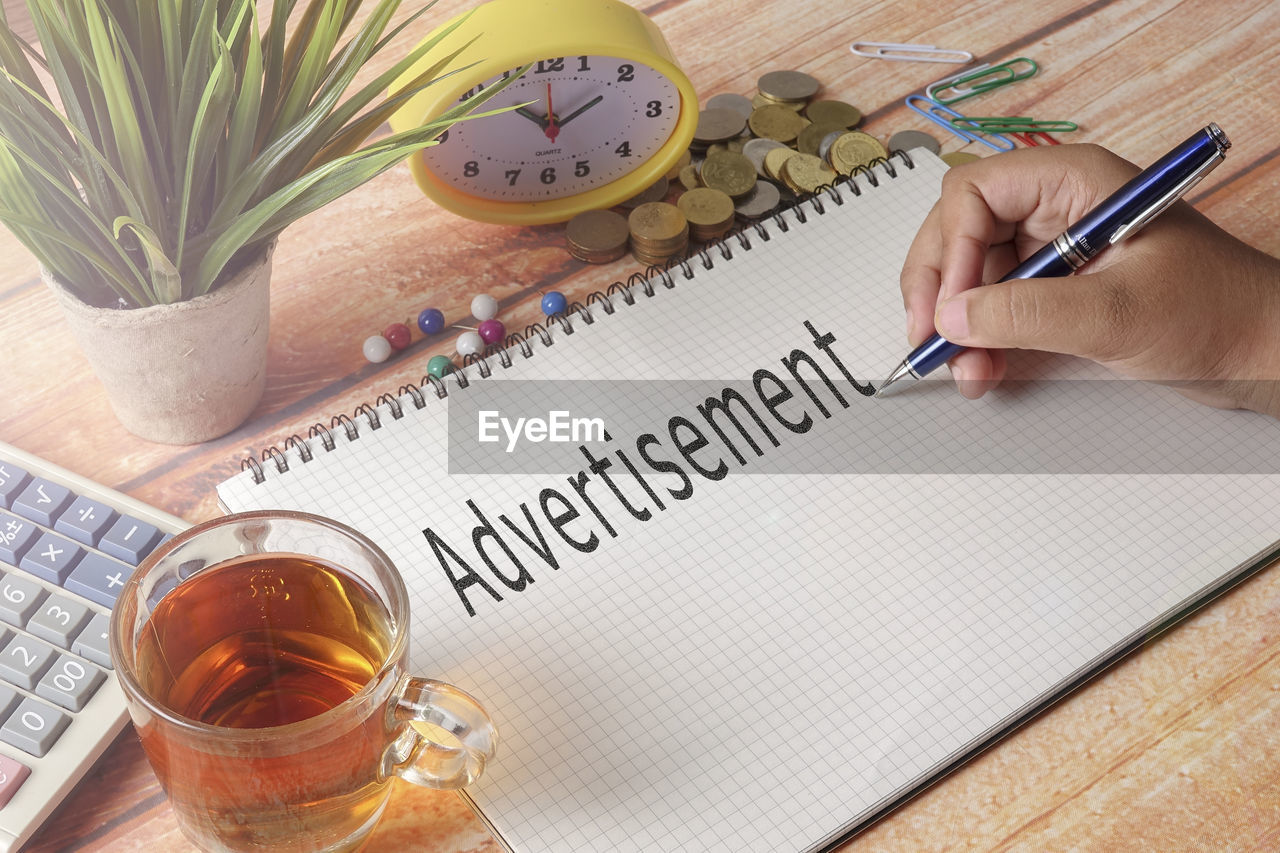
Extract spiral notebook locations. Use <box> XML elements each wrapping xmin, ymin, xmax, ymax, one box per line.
<box><xmin>218</xmin><ymin>149</ymin><xmax>1280</xmax><ymax>853</ymax></box>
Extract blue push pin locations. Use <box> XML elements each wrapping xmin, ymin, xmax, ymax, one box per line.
<box><xmin>540</xmin><ymin>291</ymin><xmax>568</xmax><ymax>316</ymax></box>
<box><xmin>417</xmin><ymin>308</ymin><xmax>445</xmax><ymax>335</ymax></box>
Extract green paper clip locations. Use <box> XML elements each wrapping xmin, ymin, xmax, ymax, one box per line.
<box><xmin>949</xmin><ymin>116</ymin><xmax>1078</xmax><ymax>134</ymax></box>
<box><xmin>929</xmin><ymin>57</ymin><xmax>1039</xmax><ymax>104</ymax></box>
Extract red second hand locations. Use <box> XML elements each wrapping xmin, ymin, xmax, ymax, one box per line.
<box><xmin>544</xmin><ymin>83</ymin><xmax>559</xmax><ymax>142</ymax></box>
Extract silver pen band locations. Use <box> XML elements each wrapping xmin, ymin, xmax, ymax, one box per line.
<box><xmin>1052</xmin><ymin>229</ymin><xmax>1092</xmax><ymax>270</ymax></box>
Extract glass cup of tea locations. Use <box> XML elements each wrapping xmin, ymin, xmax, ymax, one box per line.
<box><xmin>109</xmin><ymin>510</ymin><xmax>497</xmax><ymax>852</ymax></box>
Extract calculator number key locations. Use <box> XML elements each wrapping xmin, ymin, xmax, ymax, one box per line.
<box><xmin>0</xmin><ymin>635</ymin><xmax>57</xmax><ymax>690</ymax></box>
<box><xmin>0</xmin><ymin>574</ymin><xmax>45</xmax><ymax>628</ymax></box>
<box><xmin>26</xmin><ymin>594</ymin><xmax>91</xmax><ymax>648</ymax></box>
<box><xmin>35</xmin><ymin>654</ymin><xmax>105</xmax><ymax>711</ymax></box>
<box><xmin>0</xmin><ymin>697</ymin><xmax>70</xmax><ymax>757</ymax></box>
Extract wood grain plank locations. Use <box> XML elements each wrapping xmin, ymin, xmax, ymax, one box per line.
<box><xmin>5</xmin><ymin>0</ymin><xmax>1280</xmax><ymax>850</ymax></box>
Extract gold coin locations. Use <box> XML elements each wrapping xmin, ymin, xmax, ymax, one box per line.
<box><xmin>804</xmin><ymin>99</ymin><xmax>862</xmax><ymax>129</ymax></box>
<box><xmin>628</xmin><ymin>202</ymin><xmax>688</xmax><ymax>249</ymax></box>
<box><xmin>748</xmin><ymin>104</ymin><xmax>808</xmax><ymax>143</ymax></box>
<box><xmin>757</xmin><ymin>69</ymin><xmax>821</xmax><ymax>103</ymax></box>
<box><xmin>677</xmin><ymin>187</ymin><xmax>736</xmax><ymax>241</ymax></box>
<box><xmin>699</xmin><ymin>151</ymin><xmax>757</xmax><ymax>198</ymax></box>
<box><xmin>797</xmin><ymin>122</ymin><xmax>848</xmax><ymax>157</ymax></box>
<box><xmin>752</xmin><ymin>92</ymin><xmax>804</xmax><ymax>111</ymax></box>
<box><xmin>678</xmin><ymin>163</ymin><xmax>702</xmax><ymax>191</ymax></box>
<box><xmin>941</xmin><ymin>151</ymin><xmax>981</xmax><ymax>167</ymax></box>
<box><xmin>763</xmin><ymin>147</ymin><xmax>799</xmax><ymax>181</ymax></box>
<box><xmin>565</xmin><ymin>209</ymin><xmax>630</xmax><ymax>264</ymax></box>
<box><xmin>780</xmin><ymin>153</ymin><xmax>837</xmax><ymax>193</ymax></box>
<box><xmin>829</xmin><ymin>130</ymin><xmax>888</xmax><ymax>175</ymax></box>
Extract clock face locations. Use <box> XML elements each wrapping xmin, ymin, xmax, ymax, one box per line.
<box><xmin>420</xmin><ymin>56</ymin><xmax>682</xmax><ymax>202</ymax></box>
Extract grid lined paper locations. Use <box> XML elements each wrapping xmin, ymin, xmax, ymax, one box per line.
<box><xmin>218</xmin><ymin>150</ymin><xmax>1280</xmax><ymax>853</ymax></box>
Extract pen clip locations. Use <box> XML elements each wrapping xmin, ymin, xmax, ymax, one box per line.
<box><xmin>1108</xmin><ymin>152</ymin><xmax>1224</xmax><ymax>245</ymax></box>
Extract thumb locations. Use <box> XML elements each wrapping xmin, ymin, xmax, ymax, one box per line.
<box><xmin>933</xmin><ymin>269</ymin><xmax>1142</xmax><ymax>363</ymax></box>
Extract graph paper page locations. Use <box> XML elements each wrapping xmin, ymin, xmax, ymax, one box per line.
<box><xmin>219</xmin><ymin>151</ymin><xmax>1280</xmax><ymax>852</ymax></box>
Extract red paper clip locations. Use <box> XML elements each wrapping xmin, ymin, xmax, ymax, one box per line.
<box><xmin>1011</xmin><ymin>131</ymin><xmax>1061</xmax><ymax>146</ymax></box>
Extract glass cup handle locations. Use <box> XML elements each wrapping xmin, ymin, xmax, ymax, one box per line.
<box><xmin>385</xmin><ymin>675</ymin><xmax>498</xmax><ymax>789</ymax></box>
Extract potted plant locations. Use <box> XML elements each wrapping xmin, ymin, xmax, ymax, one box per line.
<box><xmin>0</xmin><ymin>0</ymin><xmax>511</xmax><ymax>443</ymax></box>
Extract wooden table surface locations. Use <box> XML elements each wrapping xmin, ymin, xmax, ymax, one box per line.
<box><xmin>3</xmin><ymin>0</ymin><xmax>1279</xmax><ymax>849</ymax></box>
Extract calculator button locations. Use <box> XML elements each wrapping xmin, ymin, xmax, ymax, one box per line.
<box><xmin>0</xmin><ymin>513</ymin><xmax>39</xmax><ymax>566</ymax></box>
<box><xmin>0</xmin><ymin>686</ymin><xmax>18</xmax><ymax>720</ymax></box>
<box><xmin>53</xmin><ymin>497</ymin><xmax>117</xmax><ymax>547</ymax></box>
<box><xmin>99</xmin><ymin>516</ymin><xmax>161</xmax><ymax>565</ymax></box>
<box><xmin>0</xmin><ymin>465</ymin><xmax>29</xmax><ymax>510</ymax></box>
<box><xmin>70</xmin><ymin>612</ymin><xmax>113</xmax><ymax>671</ymax></box>
<box><xmin>26</xmin><ymin>594</ymin><xmax>91</xmax><ymax>649</ymax></box>
<box><xmin>0</xmin><ymin>635</ymin><xmax>57</xmax><ymax>690</ymax></box>
<box><xmin>35</xmin><ymin>655</ymin><xmax>105</xmax><ymax>712</ymax></box>
<box><xmin>0</xmin><ymin>697</ymin><xmax>70</xmax><ymax>757</ymax></box>
<box><xmin>0</xmin><ymin>574</ymin><xmax>45</xmax><ymax>628</ymax></box>
<box><xmin>11</xmin><ymin>479</ymin><xmax>73</xmax><ymax>526</ymax></box>
<box><xmin>65</xmin><ymin>552</ymin><xmax>132</xmax><ymax>609</ymax></box>
<box><xmin>0</xmin><ymin>754</ymin><xmax>30</xmax><ymax>807</ymax></box>
<box><xmin>18</xmin><ymin>531</ymin><xmax>84</xmax><ymax>584</ymax></box>
<box><xmin>71</xmin><ymin>614</ymin><xmax>113</xmax><ymax>669</ymax></box>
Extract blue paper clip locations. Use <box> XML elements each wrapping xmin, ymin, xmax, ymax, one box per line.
<box><xmin>904</xmin><ymin>95</ymin><xmax>1015</xmax><ymax>152</ymax></box>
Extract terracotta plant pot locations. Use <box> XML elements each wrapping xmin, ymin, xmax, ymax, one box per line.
<box><xmin>46</xmin><ymin>246</ymin><xmax>274</xmax><ymax>445</ymax></box>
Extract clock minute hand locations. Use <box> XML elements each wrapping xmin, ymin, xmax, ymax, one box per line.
<box><xmin>556</xmin><ymin>95</ymin><xmax>605</xmax><ymax>127</ymax></box>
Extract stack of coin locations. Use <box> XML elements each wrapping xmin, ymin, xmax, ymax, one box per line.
<box><xmin>676</xmin><ymin>187</ymin><xmax>736</xmax><ymax>242</ymax></box>
<box><xmin>562</xmin><ymin>66</ymin><xmax>958</xmax><ymax>264</ymax></box>
<box><xmin>755</xmin><ymin>70</ymin><xmax>820</xmax><ymax>108</ymax></box>
<box><xmin>628</xmin><ymin>202</ymin><xmax>689</xmax><ymax>266</ymax></box>
<box><xmin>565</xmin><ymin>209</ymin><xmax>631</xmax><ymax>264</ymax></box>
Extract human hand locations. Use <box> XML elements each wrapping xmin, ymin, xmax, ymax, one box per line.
<box><xmin>899</xmin><ymin>143</ymin><xmax>1280</xmax><ymax>417</ymax></box>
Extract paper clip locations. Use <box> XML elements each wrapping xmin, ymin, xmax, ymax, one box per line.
<box><xmin>928</xmin><ymin>57</ymin><xmax>1039</xmax><ymax>104</ymax></box>
<box><xmin>1011</xmin><ymin>131</ymin><xmax>1061</xmax><ymax>146</ymax></box>
<box><xmin>849</xmin><ymin>42</ymin><xmax>974</xmax><ymax>64</ymax></box>
<box><xmin>949</xmin><ymin>116</ymin><xmax>1078</xmax><ymax>134</ymax></box>
<box><xmin>904</xmin><ymin>95</ymin><xmax>1015</xmax><ymax>152</ymax></box>
<box><xmin>925</xmin><ymin>63</ymin><xmax>991</xmax><ymax>102</ymax></box>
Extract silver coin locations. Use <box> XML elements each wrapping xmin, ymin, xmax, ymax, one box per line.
<box><xmin>705</xmin><ymin>92</ymin><xmax>754</xmax><ymax>120</ymax></box>
<box><xmin>887</xmin><ymin>129</ymin><xmax>941</xmax><ymax>155</ymax></box>
<box><xmin>694</xmin><ymin>108</ymin><xmax>747</xmax><ymax>144</ymax></box>
<box><xmin>816</xmin><ymin>130</ymin><xmax>847</xmax><ymax>164</ymax></box>
<box><xmin>734</xmin><ymin>180</ymin><xmax>782</xmax><ymax>219</ymax></box>
<box><xmin>741</xmin><ymin>138</ymin><xmax>791</xmax><ymax>178</ymax></box>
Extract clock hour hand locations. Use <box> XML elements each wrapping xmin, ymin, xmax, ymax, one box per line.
<box><xmin>556</xmin><ymin>95</ymin><xmax>604</xmax><ymax>127</ymax></box>
<box><xmin>515</xmin><ymin>105</ymin><xmax>549</xmax><ymax>129</ymax></box>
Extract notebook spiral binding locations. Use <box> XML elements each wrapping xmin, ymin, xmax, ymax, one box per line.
<box><xmin>240</xmin><ymin>150</ymin><xmax>917</xmax><ymax>484</ymax></box>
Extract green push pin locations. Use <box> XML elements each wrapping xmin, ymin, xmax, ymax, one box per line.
<box><xmin>426</xmin><ymin>354</ymin><xmax>452</xmax><ymax>379</ymax></box>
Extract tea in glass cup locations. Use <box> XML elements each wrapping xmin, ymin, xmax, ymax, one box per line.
<box><xmin>110</xmin><ymin>511</ymin><xmax>497</xmax><ymax>852</ymax></box>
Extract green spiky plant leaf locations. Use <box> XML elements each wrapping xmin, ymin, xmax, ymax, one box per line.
<box><xmin>0</xmin><ymin>0</ymin><xmax>516</xmax><ymax>307</ymax></box>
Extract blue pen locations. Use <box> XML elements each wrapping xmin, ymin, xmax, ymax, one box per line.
<box><xmin>876</xmin><ymin>123</ymin><xmax>1231</xmax><ymax>396</ymax></box>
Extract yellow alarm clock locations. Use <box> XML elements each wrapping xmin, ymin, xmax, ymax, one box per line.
<box><xmin>388</xmin><ymin>0</ymin><xmax>698</xmax><ymax>225</ymax></box>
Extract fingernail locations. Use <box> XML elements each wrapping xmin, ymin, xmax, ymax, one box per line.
<box><xmin>935</xmin><ymin>296</ymin><xmax>969</xmax><ymax>341</ymax></box>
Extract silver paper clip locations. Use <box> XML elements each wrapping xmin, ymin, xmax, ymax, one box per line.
<box><xmin>849</xmin><ymin>42</ymin><xmax>974</xmax><ymax>64</ymax></box>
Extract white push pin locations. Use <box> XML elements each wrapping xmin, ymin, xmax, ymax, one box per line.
<box><xmin>362</xmin><ymin>334</ymin><xmax>392</xmax><ymax>363</ymax></box>
<box><xmin>471</xmin><ymin>294</ymin><xmax>500</xmax><ymax>322</ymax></box>
<box><xmin>456</xmin><ymin>330</ymin><xmax>484</xmax><ymax>356</ymax></box>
